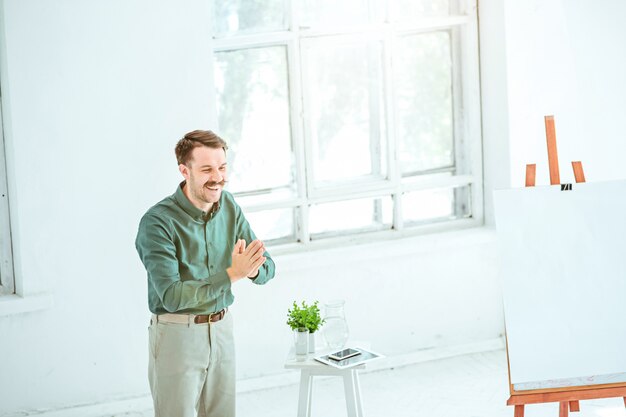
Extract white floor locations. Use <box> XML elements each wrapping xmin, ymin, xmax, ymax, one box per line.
<box><xmin>117</xmin><ymin>349</ymin><xmax>626</xmax><ymax>417</ymax></box>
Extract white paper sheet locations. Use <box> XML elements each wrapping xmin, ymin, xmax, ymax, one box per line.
<box><xmin>494</xmin><ymin>181</ymin><xmax>626</xmax><ymax>387</ymax></box>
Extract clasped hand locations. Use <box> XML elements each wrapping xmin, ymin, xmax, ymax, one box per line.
<box><xmin>227</xmin><ymin>239</ymin><xmax>266</xmax><ymax>283</ymax></box>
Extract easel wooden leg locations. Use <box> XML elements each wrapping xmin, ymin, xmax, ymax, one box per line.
<box><xmin>569</xmin><ymin>401</ymin><xmax>580</xmax><ymax>412</ymax></box>
<box><xmin>514</xmin><ymin>404</ymin><xmax>524</xmax><ymax>417</ymax></box>
<box><xmin>571</xmin><ymin>161</ymin><xmax>586</xmax><ymax>183</ymax></box>
<box><xmin>525</xmin><ymin>164</ymin><xmax>536</xmax><ymax>187</ymax></box>
<box><xmin>545</xmin><ymin>115</ymin><xmax>561</xmax><ymax>185</ymax></box>
<box><xmin>559</xmin><ymin>401</ymin><xmax>569</xmax><ymax>417</ymax></box>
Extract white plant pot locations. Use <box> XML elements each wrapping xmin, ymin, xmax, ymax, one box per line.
<box><xmin>294</xmin><ymin>328</ymin><xmax>309</xmax><ymax>355</ymax></box>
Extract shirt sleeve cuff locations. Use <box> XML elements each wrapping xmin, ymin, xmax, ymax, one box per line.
<box><xmin>250</xmin><ymin>267</ymin><xmax>269</xmax><ymax>285</ymax></box>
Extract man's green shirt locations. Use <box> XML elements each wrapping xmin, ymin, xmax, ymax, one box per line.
<box><xmin>135</xmin><ymin>182</ymin><xmax>275</xmax><ymax>315</ymax></box>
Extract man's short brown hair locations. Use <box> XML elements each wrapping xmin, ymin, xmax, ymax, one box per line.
<box><xmin>175</xmin><ymin>130</ymin><xmax>228</xmax><ymax>166</ymax></box>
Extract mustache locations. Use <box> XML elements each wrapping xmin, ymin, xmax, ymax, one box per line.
<box><xmin>205</xmin><ymin>180</ymin><xmax>227</xmax><ymax>187</ymax></box>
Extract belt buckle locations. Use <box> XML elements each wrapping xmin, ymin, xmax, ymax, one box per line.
<box><xmin>208</xmin><ymin>310</ymin><xmax>219</xmax><ymax>323</ymax></box>
<box><xmin>209</xmin><ymin>309</ymin><xmax>224</xmax><ymax>323</ymax></box>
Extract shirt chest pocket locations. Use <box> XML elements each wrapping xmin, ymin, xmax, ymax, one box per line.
<box><xmin>205</xmin><ymin>230</ymin><xmax>235</xmax><ymax>271</ymax></box>
<box><xmin>176</xmin><ymin>239</ymin><xmax>209</xmax><ymax>280</ymax></box>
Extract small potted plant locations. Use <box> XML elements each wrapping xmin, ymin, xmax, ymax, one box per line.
<box><xmin>287</xmin><ymin>300</ymin><xmax>325</xmax><ymax>354</ymax></box>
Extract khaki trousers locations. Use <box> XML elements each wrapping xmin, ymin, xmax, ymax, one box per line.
<box><xmin>148</xmin><ymin>312</ymin><xmax>235</xmax><ymax>417</ymax></box>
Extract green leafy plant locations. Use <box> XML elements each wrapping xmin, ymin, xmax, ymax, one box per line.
<box><xmin>286</xmin><ymin>300</ymin><xmax>325</xmax><ymax>333</ymax></box>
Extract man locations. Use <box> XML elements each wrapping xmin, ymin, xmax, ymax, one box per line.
<box><xmin>135</xmin><ymin>130</ymin><xmax>275</xmax><ymax>417</ymax></box>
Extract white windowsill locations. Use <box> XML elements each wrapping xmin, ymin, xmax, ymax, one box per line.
<box><xmin>274</xmin><ymin>225</ymin><xmax>497</xmax><ymax>273</ymax></box>
<box><xmin>0</xmin><ymin>292</ymin><xmax>54</xmax><ymax>316</ymax></box>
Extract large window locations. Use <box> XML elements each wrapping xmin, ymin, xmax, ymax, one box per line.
<box><xmin>0</xmin><ymin>91</ymin><xmax>14</xmax><ymax>295</ymax></box>
<box><xmin>210</xmin><ymin>0</ymin><xmax>483</xmax><ymax>249</ymax></box>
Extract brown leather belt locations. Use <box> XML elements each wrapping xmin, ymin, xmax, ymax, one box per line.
<box><xmin>155</xmin><ymin>308</ymin><xmax>228</xmax><ymax>325</ymax></box>
<box><xmin>194</xmin><ymin>308</ymin><xmax>227</xmax><ymax>324</ymax></box>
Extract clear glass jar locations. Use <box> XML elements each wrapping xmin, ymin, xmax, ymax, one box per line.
<box><xmin>322</xmin><ymin>300</ymin><xmax>349</xmax><ymax>349</ymax></box>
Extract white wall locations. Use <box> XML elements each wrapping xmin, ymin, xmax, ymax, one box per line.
<box><xmin>0</xmin><ymin>0</ymin><xmax>541</xmax><ymax>415</ymax></box>
<box><xmin>501</xmin><ymin>0</ymin><xmax>626</xmax><ymax>187</ymax></box>
<box><xmin>0</xmin><ymin>0</ymin><xmax>217</xmax><ymax>413</ymax></box>
<box><xmin>478</xmin><ymin>0</ymin><xmax>510</xmax><ymax>226</ymax></box>
<box><xmin>233</xmin><ymin>229</ymin><xmax>500</xmax><ymax>381</ymax></box>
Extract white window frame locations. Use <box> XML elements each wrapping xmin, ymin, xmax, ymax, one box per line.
<box><xmin>0</xmin><ymin>15</ymin><xmax>53</xmax><ymax>315</ymax></box>
<box><xmin>0</xmin><ymin>92</ymin><xmax>15</xmax><ymax>296</ymax></box>
<box><xmin>208</xmin><ymin>0</ymin><xmax>483</xmax><ymax>253</ymax></box>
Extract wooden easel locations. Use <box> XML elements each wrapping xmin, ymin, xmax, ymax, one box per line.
<box><xmin>507</xmin><ymin>115</ymin><xmax>626</xmax><ymax>417</ymax></box>
<box><xmin>525</xmin><ymin>116</ymin><xmax>586</xmax><ymax>188</ymax></box>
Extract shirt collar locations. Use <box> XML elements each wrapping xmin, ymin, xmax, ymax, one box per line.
<box><xmin>174</xmin><ymin>181</ymin><xmax>222</xmax><ymax>222</ymax></box>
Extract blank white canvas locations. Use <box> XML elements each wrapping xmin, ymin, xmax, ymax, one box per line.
<box><xmin>494</xmin><ymin>180</ymin><xmax>626</xmax><ymax>385</ymax></box>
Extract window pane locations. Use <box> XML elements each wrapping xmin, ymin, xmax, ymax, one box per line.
<box><xmin>303</xmin><ymin>40</ymin><xmax>386</xmax><ymax>185</ymax></box>
<box><xmin>309</xmin><ymin>196</ymin><xmax>392</xmax><ymax>237</ymax></box>
<box><xmin>245</xmin><ymin>208</ymin><xmax>295</xmax><ymax>243</ymax></box>
<box><xmin>213</xmin><ymin>0</ymin><xmax>287</xmax><ymax>37</ymax></box>
<box><xmin>298</xmin><ymin>0</ymin><xmax>372</xmax><ymax>29</ymax></box>
<box><xmin>392</xmin><ymin>0</ymin><xmax>451</xmax><ymax>19</ymax></box>
<box><xmin>215</xmin><ymin>46</ymin><xmax>294</xmax><ymax>195</ymax></box>
<box><xmin>403</xmin><ymin>185</ymin><xmax>470</xmax><ymax>225</ymax></box>
<box><xmin>0</xmin><ymin>223</ymin><xmax>3</xmax><ymax>287</ymax></box>
<box><xmin>234</xmin><ymin>188</ymin><xmax>295</xmax><ymax>207</ymax></box>
<box><xmin>396</xmin><ymin>31</ymin><xmax>454</xmax><ymax>175</ymax></box>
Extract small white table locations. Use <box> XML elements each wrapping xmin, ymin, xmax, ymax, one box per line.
<box><xmin>284</xmin><ymin>346</ymin><xmax>366</xmax><ymax>417</ymax></box>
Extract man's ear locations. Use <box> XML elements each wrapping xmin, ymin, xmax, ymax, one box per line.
<box><xmin>179</xmin><ymin>164</ymin><xmax>190</xmax><ymax>180</ymax></box>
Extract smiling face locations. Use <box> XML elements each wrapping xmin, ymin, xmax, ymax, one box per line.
<box><xmin>179</xmin><ymin>145</ymin><xmax>228</xmax><ymax>212</ymax></box>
